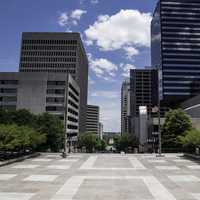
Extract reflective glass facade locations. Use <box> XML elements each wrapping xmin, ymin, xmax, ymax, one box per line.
<box><xmin>151</xmin><ymin>0</ymin><xmax>200</xmax><ymax>105</ymax></box>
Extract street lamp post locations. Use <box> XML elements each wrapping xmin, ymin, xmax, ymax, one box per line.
<box><xmin>157</xmin><ymin>69</ymin><xmax>164</xmax><ymax>157</ymax></box>
<box><xmin>62</xmin><ymin>79</ymin><xmax>68</xmax><ymax>158</ymax></box>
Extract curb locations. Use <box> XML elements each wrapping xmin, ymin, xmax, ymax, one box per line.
<box><xmin>184</xmin><ymin>153</ymin><xmax>200</xmax><ymax>160</ymax></box>
<box><xmin>0</xmin><ymin>152</ymin><xmax>40</xmax><ymax>167</ymax></box>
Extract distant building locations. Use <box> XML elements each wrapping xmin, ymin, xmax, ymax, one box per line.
<box><xmin>121</xmin><ymin>79</ymin><xmax>131</xmax><ymax>134</ymax></box>
<box><xmin>0</xmin><ymin>72</ymin><xmax>80</xmax><ymax>141</ymax></box>
<box><xmin>151</xmin><ymin>0</ymin><xmax>200</xmax><ymax>105</ymax></box>
<box><xmin>130</xmin><ymin>68</ymin><xmax>168</xmax><ymax>152</ymax></box>
<box><xmin>19</xmin><ymin>32</ymin><xmax>88</xmax><ymax>133</ymax></box>
<box><xmin>86</xmin><ymin>105</ymin><xmax>100</xmax><ymax>135</ymax></box>
<box><xmin>98</xmin><ymin>122</ymin><xmax>103</xmax><ymax>140</ymax></box>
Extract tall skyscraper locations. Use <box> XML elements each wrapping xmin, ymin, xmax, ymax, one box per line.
<box><xmin>121</xmin><ymin>79</ymin><xmax>131</xmax><ymax>134</ymax></box>
<box><xmin>86</xmin><ymin>105</ymin><xmax>100</xmax><ymax>135</ymax></box>
<box><xmin>151</xmin><ymin>0</ymin><xmax>200</xmax><ymax>105</ymax></box>
<box><xmin>19</xmin><ymin>32</ymin><xmax>88</xmax><ymax>133</ymax></box>
<box><xmin>129</xmin><ymin>68</ymin><xmax>159</xmax><ymax>147</ymax></box>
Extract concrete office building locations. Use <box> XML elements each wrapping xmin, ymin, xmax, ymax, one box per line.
<box><xmin>86</xmin><ymin>105</ymin><xmax>100</xmax><ymax>135</ymax></box>
<box><xmin>151</xmin><ymin>0</ymin><xmax>200</xmax><ymax>105</ymax></box>
<box><xmin>19</xmin><ymin>32</ymin><xmax>88</xmax><ymax>133</ymax></box>
<box><xmin>0</xmin><ymin>72</ymin><xmax>80</xmax><ymax>141</ymax></box>
<box><xmin>121</xmin><ymin>79</ymin><xmax>131</xmax><ymax>134</ymax></box>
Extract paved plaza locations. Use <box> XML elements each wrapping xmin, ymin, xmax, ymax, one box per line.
<box><xmin>0</xmin><ymin>153</ymin><xmax>200</xmax><ymax>200</ymax></box>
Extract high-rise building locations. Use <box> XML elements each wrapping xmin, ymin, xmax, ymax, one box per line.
<box><xmin>121</xmin><ymin>79</ymin><xmax>131</xmax><ymax>134</ymax></box>
<box><xmin>19</xmin><ymin>32</ymin><xmax>88</xmax><ymax>133</ymax></box>
<box><xmin>86</xmin><ymin>105</ymin><xmax>100</xmax><ymax>135</ymax></box>
<box><xmin>151</xmin><ymin>0</ymin><xmax>200</xmax><ymax>105</ymax></box>
<box><xmin>0</xmin><ymin>72</ymin><xmax>80</xmax><ymax>139</ymax></box>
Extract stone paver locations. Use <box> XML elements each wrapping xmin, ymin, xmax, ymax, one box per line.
<box><xmin>0</xmin><ymin>153</ymin><xmax>199</xmax><ymax>200</ymax></box>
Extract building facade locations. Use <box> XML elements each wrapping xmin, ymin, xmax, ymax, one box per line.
<box><xmin>98</xmin><ymin>122</ymin><xmax>103</xmax><ymax>140</ymax></box>
<box><xmin>0</xmin><ymin>72</ymin><xmax>80</xmax><ymax>139</ymax></box>
<box><xmin>181</xmin><ymin>94</ymin><xmax>200</xmax><ymax>129</ymax></box>
<box><xmin>151</xmin><ymin>0</ymin><xmax>200</xmax><ymax>105</ymax></box>
<box><xmin>86</xmin><ymin>105</ymin><xmax>100</xmax><ymax>135</ymax></box>
<box><xmin>19</xmin><ymin>32</ymin><xmax>88</xmax><ymax>133</ymax></box>
<box><xmin>130</xmin><ymin>69</ymin><xmax>158</xmax><ymax>149</ymax></box>
<box><xmin>121</xmin><ymin>79</ymin><xmax>131</xmax><ymax>134</ymax></box>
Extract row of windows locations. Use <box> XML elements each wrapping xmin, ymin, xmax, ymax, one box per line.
<box><xmin>163</xmin><ymin>60</ymin><xmax>200</xmax><ymax>64</ymax></box>
<box><xmin>46</xmin><ymin>106</ymin><xmax>64</xmax><ymax>112</ymax></box>
<box><xmin>69</xmin><ymin>83</ymin><xmax>79</xmax><ymax>96</ymax></box>
<box><xmin>47</xmin><ymin>89</ymin><xmax>65</xmax><ymax>95</ymax></box>
<box><xmin>161</xmin><ymin>1</ymin><xmax>200</xmax><ymax>7</ymax></box>
<box><xmin>164</xmin><ymin>66</ymin><xmax>200</xmax><ymax>71</ymax></box>
<box><xmin>68</xmin><ymin>107</ymin><xmax>78</xmax><ymax>116</ymax></box>
<box><xmin>69</xmin><ymin>91</ymin><xmax>79</xmax><ymax>103</ymax></box>
<box><xmin>20</xmin><ymin>63</ymin><xmax>76</xmax><ymax>69</ymax></box>
<box><xmin>20</xmin><ymin>69</ymin><xmax>74</xmax><ymax>73</ymax></box>
<box><xmin>21</xmin><ymin>57</ymin><xmax>76</xmax><ymax>62</ymax></box>
<box><xmin>163</xmin><ymin>49</ymin><xmax>200</xmax><ymax>54</ymax></box>
<box><xmin>0</xmin><ymin>80</ymin><xmax>18</xmax><ymax>85</ymax></box>
<box><xmin>162</xmin><ymin>14</ymin><xmax>200</xmax><ymax>21</ymax></box>
<box><xmin>163</xmin><ymin>53</ymin><xmax>200</xmax><ymax>58</ymax></box>
<box><xmin>0</xmin><ymin>96</ymin><xmax>17</xmax><ymax>102</ymax></box>
<box><xmin>162</xmin><ymin>23</ymin><xmax>200</xmax><ymax>29</ymax></box>
<box><xmin>22</xmin><ymin>51</ymin><xmax>76</xmax><ymax>57</ymax></box>
<box><xmin>68</xmin><ymin>116</ymin><xmax>78</xmax><ymax>123</ymax></box>
<box><xmin>0</xmin><ymin>88</ymin><xmax>17</xmax><ymax>93</ymax></box>
<box><xmin>47</xmin><ymin>81</ymin><xmax>65</xmax><ymax>86</ymax></box>
<box><xmin>23</xmin><ymin>39</ymin><xmax>78</xmax><ymax>45</ymax></box>
<box><xmin>163</xmin><ymin>39</ymin><xmax>200</xmax><ymax>45</ymax></box>
<box><xmin>68</xmin><ymin>99</ymin><xmax>78</xmax><ymax>109</ymax></box>
<box><xmin>162</xmin><ymin>8</ymin><xmax>200</xmax><ymax>14</ymax></box>
<box><xmin>22</xmin><ymin>45</ymin><xmax>77</xmax><ymax>51</ymax></box>
<box><xmin>46</xmin><ymin>97</ymin><xmax>64</xmax><ymax>103</ymax></box>
<box><xmin>67</xmin><ymin>124</ymin><xmax>78</xmax><ymax>130</ymax></box>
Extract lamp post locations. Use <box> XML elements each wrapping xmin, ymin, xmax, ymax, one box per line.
<box><xmin>157</xmin><ymin>69</ymin><xmax>164</xmax><ymax>157</ymax></box>
<box><xmin>62</xmin><ymin>79</ymin><xmax>68</xmax><ymax>158</ymax></box>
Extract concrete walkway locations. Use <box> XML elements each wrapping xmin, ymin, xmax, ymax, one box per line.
<box><xmin>0</xmin><ymin>153</ymin><xmax>200</xmax><ymax>200</ymax></box>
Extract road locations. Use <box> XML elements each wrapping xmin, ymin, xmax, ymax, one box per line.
<box><xmin>0</xmin><ymin>153</ymin><xmax>200</xmax><ymax>200</ymax></box>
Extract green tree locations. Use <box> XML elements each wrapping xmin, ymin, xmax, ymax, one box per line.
<box><xmin>114</xmin><ymin>134</ymin><xmax>139</xmax><ymax>153</ymax></box>
<box><xmin>78</xmin><ymin>133</ymin><xmax>103</xmax><ymax>153</ymax></box>
<box><xmin>179</xmin><ymin>128</ymin><xmax>200</xmax><ymax>150</ymax></box>
<box><xmin>161</xmin><ymin>109</ymin><xmax>192</xmax><ymax>150</ymax></box>
<box><xmin>0</xmin><ymin>109</ymin><xmax>36</xmax><ymax>127</ymax></box>
<box><xmin>10</xmin><ymin>109</ymin><xmax>37</xmax><ymax>127</ymax></box>
<box><xmin>36</xmin><ymin>113</ymin><xmax>64</xmax><ymax>152</ymax></box>
<box><xmin>0</xmin><ymin>124</ymin><xmax>46</xmax><ymax>152</ymax></box>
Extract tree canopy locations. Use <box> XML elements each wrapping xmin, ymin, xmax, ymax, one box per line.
<box><xmin>161</xmin><ymin>109</ymin><xmax>192</xmax><ymax>150</ymax></box>
<box><xmin>0</xmin><ymin>109</ymin><xmax>64</xmax><ymax>153</ymax></box>
<box><xmin>114</xmin><ymin>134</ymin><xmax>139</xmax><ymax>153</ymax></box>
<box><xmin>78</xmin><ymin>133</ymin><xmax>106</xmax><ymax>153</ymax></box>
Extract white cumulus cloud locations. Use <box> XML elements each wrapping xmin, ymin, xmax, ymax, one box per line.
<box><xmin>120</xmin><ymin>63</ymin><xmax>136</xmax><ymax>77</ymax></box>
<box><xmin>85</xmin><ymin>9</ymin><xmax>152</xmax><ymax>51</ymax></box>
<box><xmin>88</xmin><ymin>53</ymin><xmax>118</xmax><ymax>79</ymax></box>
<box><xmin>58</xmin><ymin>9</ymin><xmax>87</xmax><ymax>28</ymax></box>
<box><xmin>124</xmin><ymin>46</ymin><xmax>139</xmax><ymax>60</ymax></box>
<box><xmin>91</xmin><ymin>0</ymin><xmax>99</xmax><ymax>4</ymax></box>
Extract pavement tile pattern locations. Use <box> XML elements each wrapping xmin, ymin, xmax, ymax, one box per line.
<box><xmin>0</xmin><ymin>153</ymin><xmax>200</xmax><ymax>200</ymax></box>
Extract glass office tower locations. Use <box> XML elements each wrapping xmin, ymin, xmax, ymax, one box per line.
<box><xmin>151</xmin><ymin>0</ymin><xmax>200</xmax><ymax>105</ymax></box>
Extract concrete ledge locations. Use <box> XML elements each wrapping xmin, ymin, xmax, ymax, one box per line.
<box><xmin>184</xmin><ymin>153</ymin><xmax>200</xmax><ymax>160</ymax></box>
<box><xmin>0</xmin><ymin>153</ymin><xmax>40</xmax><ymax>167</ymax></box>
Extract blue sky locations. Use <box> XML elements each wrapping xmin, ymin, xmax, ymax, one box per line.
<box><xmin>0</xmin><ymin>0</ymin><xmax>158</xmax><ymax>132</ymax></box>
